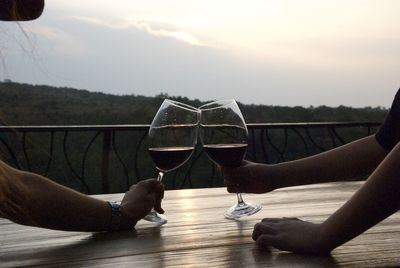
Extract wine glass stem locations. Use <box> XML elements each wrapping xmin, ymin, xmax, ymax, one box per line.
<box><xmin>147</xmin><ymin>171</ymin><xmax>165</xmax><ymax>217</ymax></box>
<box><xmin>157</xmin><ymin>171</ymin><xmax>164</xmax><ymax>183</ymax></box>
<box><xmin>237</xmin><ymin>193</ymin><xmax>245</xmax><ymax>205</ymax></box>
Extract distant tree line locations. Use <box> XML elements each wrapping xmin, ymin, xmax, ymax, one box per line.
<box><xmin>0</xmin><ymin>81</ymin><xmax>387</xmax><ymax>126</ymax></box>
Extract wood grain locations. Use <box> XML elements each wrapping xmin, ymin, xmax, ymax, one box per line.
<box><xmin>1</xmin><ymin>182</ymin><xmax>400</xmax><ymax>267</ymax></box>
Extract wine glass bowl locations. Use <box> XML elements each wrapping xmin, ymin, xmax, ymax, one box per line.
<box><xmin>145</xmin><ymin>99</ymin><xmax>199</xmax><ymax>224</ymax></box>
<box><xmin>199</xmin><ymin>99</ymin><xmax>261</xmax><ymax>219</ymax></box>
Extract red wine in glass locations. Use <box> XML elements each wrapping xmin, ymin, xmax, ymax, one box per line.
<box><xmin>200</xmin><ymin>99</ymin><xmax>261</xmax><ymax>220</ymax></box>
<box><xmin>148</xmin><ymin>146</ymin><xmax>195</xmax><ymax>172</ymax></box>
<box><xmin>144</xmin><ymin>100</ymin><xmax>199</xmax><ymax>224</ymax></box>
<box><xmin>203</xmin><ymin>144</ymin><xmax>247</xmax><ymax>167</ymax></box>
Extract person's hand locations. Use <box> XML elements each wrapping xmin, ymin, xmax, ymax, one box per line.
<box><xmin>252</xmin><ymin>218</ymin><xmax>331</xmax><ymax>255</ymax></box>
<box><xmin>120</xmin><ymin>179</ymin><xmax>164</xmax><ymax>226</ymax></box>
<box><xmin>220</xmin><ymin>161</ymin><xmax>280</xmax><ymax>194</ymax></box>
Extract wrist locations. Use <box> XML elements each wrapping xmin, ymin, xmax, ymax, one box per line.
<box><xmin>264</xmin><ymin>164</ymin><xmax>289</xmax><ymax>190</ymax></box>
<box><xmin>318</xmin><ymin>222</ymin><xmax>339</xmax><ymax>254</ymax></box>
<box><xmin>107</xmin><ymin>201</ymin><xmax>136</xmax><ymax>232</ymax></box>
<box><xmin>107</xmin><ymin>201</ymin><xmax>123</xmax><ymax>232</ymax></box>
<box><xmin>271</xmin><ymin>162</ymin><xmax>314</xmax><ymax>189</ymax></box>
<box><xmin>119</xmin><ymin>205</ymin><xmax>139</xmax><ymax>230</ymax></box>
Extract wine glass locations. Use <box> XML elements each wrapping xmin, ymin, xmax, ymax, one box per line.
<box><xmin>144</xmin><ymin>99</ymin><xmax>200</xmax><ymax>224</ymax></box>
<box><xmin>199</xmin><ymin>99</ymin><xmax>261</xmax><ymax>220</ymax></box>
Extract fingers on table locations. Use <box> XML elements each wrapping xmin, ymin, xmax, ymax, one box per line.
<box><xmin>252</xmin><ymin>222</ymin><xmax>277</xmax><ymax>241</ymax></box>
<box><xmin>256</xmin><ymin>234</ymin><xmax>284</xmax><ymax>249</ymax></box>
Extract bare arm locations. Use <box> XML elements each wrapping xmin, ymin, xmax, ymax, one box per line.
<box><xmin>0</xmin><ymin>161</ymin><xmax>163</xmax><ymax>232</ymax></box>
<box><xmin>223</xmin><ymin>135</ymin><xmax>389</xmax><ymax>193</ymax></box>
<box><xmin>252</xmin><ymin>141</ymin><xmax>400</xmax><ymax>254</ymax></box>
<box><xmin>320</xmin><ymin>140</ymin><xmax>400</xmax><ymax>250</ymax></box>
<box><xmin>276</xmin><ymin>135</ymin><xmax>388</xmax><ymax>186</ymax></box>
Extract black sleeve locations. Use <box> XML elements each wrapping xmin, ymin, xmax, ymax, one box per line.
<box><xmin>375</xmin><ymin>88</ymin><xmax>400</xmax><ymax>150</ymax></box>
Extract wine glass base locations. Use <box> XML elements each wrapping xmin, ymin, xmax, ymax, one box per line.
<box><xmin>224</xmin><ymin>202</ymin><xmax>262</xmax><ymax>220</ymax></box>
<box><xmin>143</xmin><ymin>210</ymin><xmax>168</xmax><ymax>225</ymax></box>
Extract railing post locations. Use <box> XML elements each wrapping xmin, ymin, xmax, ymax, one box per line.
<box><xmin>101</xmin><ymin>130</ymin><xmax>111</xmax><ymax>193</ymax></box>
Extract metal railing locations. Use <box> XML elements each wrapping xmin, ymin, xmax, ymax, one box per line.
<box><xmin>0</xmin><ymin>122</ymin><xmax>380</xmax><ymax>194</ymax></box>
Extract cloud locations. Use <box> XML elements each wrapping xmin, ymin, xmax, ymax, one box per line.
<box><xmin>29</xmin><ymin>25</ymin><xmax>87</xmax><ymax>57</ymax></box>
<box><xmin>70</xmin><ymin>16</ymin><xmax>205</xmax><ymax>47</ymax></box>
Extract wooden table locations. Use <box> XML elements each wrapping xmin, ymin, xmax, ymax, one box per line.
<box><xmin>1</xmin><ymin>182</ymin><xmax>400</xmax><ymax>267</ymax></box>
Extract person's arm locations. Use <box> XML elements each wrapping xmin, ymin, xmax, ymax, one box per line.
<box><xmin>222</xmin><ymin>135</ymin><xmax>388</xmax><ymax>193</ymax></box>
<box><xmin>319</xmin><ymin>139</ymin><xmax>400</xmax><ymax>250</ymax></box>
<box><xmin>252</xmin><ymin>141</ymin><xmax>400</xmax><ymax>255</ymax></box>
<box><xmin>0</xmin><ymin>161</ymin><xmax>164</xmax><ymax>232</ymax></box>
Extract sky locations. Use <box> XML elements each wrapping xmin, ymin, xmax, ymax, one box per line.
<box><xmin>1</xmin><ymin>0</ymin><xmax>400</xmax><ymax>107</ymax></box>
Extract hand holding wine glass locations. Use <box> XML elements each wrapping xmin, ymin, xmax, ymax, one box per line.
<box><xmin>144</xmin><ymin>99</ymin><xmax>199</xmax><ymax>224</ymax></box>
<box><xmin>199</xmin><ymin>99</ymin><xmax>261</xmax><ymax>219</ymax></box>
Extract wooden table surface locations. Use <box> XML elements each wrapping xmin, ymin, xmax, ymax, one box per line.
<box><xmin>1</xmin><ymin>182</ymin><xmax>400</xmax><ymax>267</ymax></box>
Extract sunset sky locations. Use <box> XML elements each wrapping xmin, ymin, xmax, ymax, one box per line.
<box><xmin>1</xmin><ymin>0</ymin><xmax>400</xmax><ymax>107</ymax></box>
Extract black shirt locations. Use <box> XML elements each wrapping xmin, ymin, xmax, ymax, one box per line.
<box><xmin>375</xmin><ymin>88</ymin><xmax>400</xmax><ymax>150</ymax></box>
